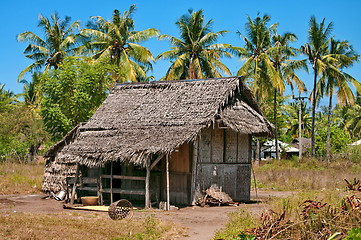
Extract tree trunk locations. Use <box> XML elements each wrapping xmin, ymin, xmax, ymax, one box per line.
<box><xmin>274</xmin><ymin>89</ymin><xmax>279</xmax><ymax>160</ymax></box>
<box><xmin>311</xmin><ymin>66</ymin><xmax>318</xmax><ymax>157</ymax></box>
<box><xmin>326</xmin><ymin>92</ymin><xmax>333</xmax><ymax>162</ymax></box>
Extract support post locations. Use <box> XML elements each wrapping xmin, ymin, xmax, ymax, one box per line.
<box><xmin>145</xmin><ymin>158</ymin><xmax>150</xmax><ymax>209</ymax></box>
<box><xmin>166</xmin><ymin>154</ymin><xmax>170</xmax><ymax>211</ymax></box>
<box><xmin>70</xmin><ymin>163</ymin><xmax>80</xmax><ymax>205</ymax></box>
<box><xmin>110</xmin><ymin>162</ymin><xmax>113</xmax><ymax>204</ymax></box>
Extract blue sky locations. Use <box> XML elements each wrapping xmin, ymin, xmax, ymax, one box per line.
<box><xmin>2</xmin><ymin>0</ymin><xmax>361</xmax><ymax>107</ymax></box>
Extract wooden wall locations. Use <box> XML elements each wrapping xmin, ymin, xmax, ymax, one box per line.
<box><xmin>168</xmin><ymin>143</ymin><xmax>192</xmax><ymax>205</ymax></box>
<box><xmin>194</xmin><ymin>127</ymin><xmax>251</xmax><ymax>202</ymax></box>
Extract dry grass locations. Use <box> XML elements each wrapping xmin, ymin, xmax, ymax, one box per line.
<box><xmin>253</xmin><ymin>159</ymin><xmax>361</xmax><ymax>191</ymax></box>
<box><xmin>0</xmin><ymin>212</ymin><xmax>183</xmax><ymax>240</ymax></box>
<box><xmin>215</xmin><ymin>159</ymin><xmax>361</xmax><ymax>240</ymax></box>
<box><xmin>0</xmin><ymin>161</ymin><xmax>44</xmax><ymax>194</ymax></box>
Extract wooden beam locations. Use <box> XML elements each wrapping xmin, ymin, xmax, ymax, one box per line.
<box><xmin>150</xmin><ymin>153</ymin><xmax>166</xmax><ymax>170</ymax></box>
<box><xmin>166</xmin><ymin>154</ymin><xmax>170</xmax><ymax>211</ymax></box>
<box><xmin>70</xmin><ymin>163</ymin><xmax>80</xmax><ymax>205</ymax></box>
<box><xmin>145</xmin><ymin>158</ymin><xmax>150</xmax><ymax>209</ymax></box>
<box><xmin>100</xmin><ymin>175</ymin><xmax>146</xmax><ymax>181</ymax></box>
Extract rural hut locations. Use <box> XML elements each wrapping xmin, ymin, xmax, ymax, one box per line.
<box><xmin>42</xmin><ymin>77</ymin><xmax>273</xmax><ymax>208</ymax></box>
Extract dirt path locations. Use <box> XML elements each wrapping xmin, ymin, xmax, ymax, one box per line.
<box><xmin>0</xmin><ymin>190</ymin><xmax>295</xmax><ymax>240</ymax></box>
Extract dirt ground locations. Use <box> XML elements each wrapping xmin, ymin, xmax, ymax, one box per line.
<box><xmin>0</xmin><ymin>191</ymin><xmax>295</xmax><ymax>240</ymax></box>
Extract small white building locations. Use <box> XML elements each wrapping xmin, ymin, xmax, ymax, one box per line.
<box><xmin>261</xmin><ymin>140</ymin><xmax>299</xmax><ymax>159</ymax></box>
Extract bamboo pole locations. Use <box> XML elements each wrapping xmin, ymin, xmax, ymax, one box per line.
<box><xmin>166</xmin><ymin>154</ymin><xmax>170</xmax><ymax>211</ymax></box>
<box><xmin>145</xmin><ymin>158</ymin><xmax>150</xmax><ymax>209</ymax></box>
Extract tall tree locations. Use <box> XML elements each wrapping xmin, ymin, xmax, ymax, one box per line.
<box><xmin>40</xmin><ymin>57</ymin><xmax>116</xmax><ymax>139</ymax></box>
<box><xmin>17</xmin><ymin>12</ymin><xmax>82</xmax><ymax>80</ymax></box>
<box><xmin>235</xmin><ymin>14</ymin><xmax>305</xmax><ymax>159</ymax></box>
<box><xmin>156</xmin><ymin>9</ymin><xmax>233</xmax><ymax>80</ymax></box>
<box><xmin>81</xmin><ymin>5</ymin><xmax>159</xmax><ymax>82</ymax></box>
<box><xmin>301</xmin><ymin>16</ymin><xmax>334</xmax><ymax>157</ymax></box>
<box><xmin>317</xmin><ymin>39</ymin><xmax>360</xmax><ymax>161</ymax></box>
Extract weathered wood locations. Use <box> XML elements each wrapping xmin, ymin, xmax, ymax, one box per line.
<box><xmin>70</xmin><ymin>163</ymin><xmax>80</xmax><ymax>205</ymax></box>
<box><xmin>191</xmin><ymin>138</ymin><xmax>198</xmax><ymax>205</ymax></box>
<box><xmin>199</xmin><ymin>128</ymin><xmax>211</xmax><ymax>163</ymax></box>
<box><xmin>225</xmin><ymin>129</ymin><xmax>238</xmax><ymax>163</ymax></box>
<box><xmin>211</xmin><ymin>128</ymin><xmax>224</xmax><ymax>163</ymax></box>
<box><xmin>145</xmin><ymin>158</ymin><xmax>150</xmax><ymax>209</ymax></box>
<box><xmin>100</xmin><ymin>175</ymin><xmax>146</xmax><ymax>181</ymax></box>
<box><xmin>238</xmin><ymin>134</ymin><xmax>250</xmax><ymax>163</ymax></box>
<box><xmin>101</xmin><ymin>188</ymin><xmax>146</xmax><ymax>195</ymax></box>
<box><xmin>150</xmin><ymin>153</ymin><xmax>165</xmax><ymax>170</ymax></box>
<box><xmin>166</xmin><ymin>154</ymin><xmax>170</xmax><ymax>211</ymax></box>
<box><xmin>110</xmin><ymin>162</ymin><xmax>113</xmax><ymax>204</ymax></box>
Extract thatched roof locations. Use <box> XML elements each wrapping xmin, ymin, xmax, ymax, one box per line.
<box><xmin>50</xmin><ymin>77</ymin><xmax>272</xmax><ymax>167</ymax></box>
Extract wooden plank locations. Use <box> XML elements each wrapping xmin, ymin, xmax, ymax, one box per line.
<box><xmin>101</xmin><ymin>189</ymin><xmax>146</xmax><ymax>195</ymax></box>
<box><xmin>78</xmin><ymin>186</ymin><xmax>98</xmax><ymax>191</ymax></box>
<box><xmin>199</xmin><ymin>128</ymin><xmax>211</xmax><ymax>163</ymax></box>
<box><xmin>211</xmin><ymin>128</ymin><xmax>224</xmax><ymax>163</ymax></box>
<box><xmin>100</xmin><ymin>175</ymin><xmax>146</xmax><ymax>181</ymax></box>
<box><xmin>238</xmin><ymin>134</ymin><xmax>250</xmax><ymax>163</ymax></box>
<box><xmin>236</xmin><ymin>164</ymin><xmax>251</xmax><ymax>202</ymax></box>
<box><xmin>225</xmin><ymin>129</ymin><xmax>238</xmax><ymax>163</ymax></box>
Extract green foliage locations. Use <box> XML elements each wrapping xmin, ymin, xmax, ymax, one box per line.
<box><xmin>0</xmin><ymin>84</ymin><xmax>49</xmax><ymax>162</ymax></box>
<box><xmin>82</xmin><ymin>6</ymin><xmax>159</xmax><ymax>82</ymax></box>
<box><xmin>315</xmin><ymin>125</ymin><xmax>351</xmax><ymax>156</ymax></box>
<box><xmin>213</xmin><ymin>209</ymin><xmax>257</xmax><ymax>240</ymax></box>
<box><xmin>17</xmin><ymin>12</ymin><xmax>83</xmax><ymax>80</ymax></box>
<box><xmin>348</xmin><ymin>145</ymin><xmax>361</xmax><ymax>163</ymax></box>
<box><xmin>157</xmin><ymin>9</ymin><xmax>232</xmax><ymax>80</ymax></box>
<box><xmin>40</xmin><ymin>57</ymin><xmax>116</xmax><ymax>140</ymax></box>
<box><xmin>345</xmin><ymin>228</ymin><xmax>361</xmax><ymax>239</ymax></box>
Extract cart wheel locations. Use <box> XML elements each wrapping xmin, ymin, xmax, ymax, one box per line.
<box><xmin>108</xmin><ymin>199</ymin><xmax>133</xmax><ymax>220</ymax></box>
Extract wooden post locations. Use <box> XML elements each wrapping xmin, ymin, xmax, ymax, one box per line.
<box><xmin>190</xmin><ymin>137</ymin><xmax>198</xmax><ymax>205</ymax></box>
<box><xmin>145</xmin><ymin>158</ymin><xmax>150</xmax><ymax>209</ymax></box>
<box><xmin>166</xmin><ymin>154</ymin><xmax>170</xmax><ymax>211</ymax></box>
<box><xmin>110</xmin><ymin>162</ymin><xmax>113</xmax><ymax>204</ymax></box>
<box><xmin>70</xmin><ymin>163</ymin><xmax>80</xmax><ymax>205</ymax></box>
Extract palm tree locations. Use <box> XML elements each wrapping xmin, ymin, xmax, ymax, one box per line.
<box><xmin>17</xmin><ymin>12</ymin><xmax>82</xmax><ymax>80</ymax></box>
<box><xmin>301</xmin><ymin>16</ymin><xmax>335</xmax><ymax>156</ymax></box>
<box><xmin>235</xmin><ymin>14</ymin><xmax>305</xmax><ymax>159</ymax></box>
<box><xmin>156</xmin><ymin>9</ymin><xmax>233</xmax><ymax>80</ymax></box>
<box><xmin>81</xmin><ymin>5</ymin><xmax>159</xmax><ymax>82</ymax></box>
<box><xmin>317</xmin><ymin>39</ymin><xmax>360</xmax><ymax>161</ymax></box>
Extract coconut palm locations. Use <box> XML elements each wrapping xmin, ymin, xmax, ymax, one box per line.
<box><xmin>81</xmin><ymin>5</ymin><xmax>159</xmax><ymax>82</ymax></box>
<box><xmin>301</xmin><ymin>16</ymin><xmax>337</xmax><ymax>156</ymax></box>
<box><xmin>156</xmin><ymin>9</ymin><xmax>233</xmax><ymax>80</ymax></box>
<box><xmin>17</xmin><ymin>12</ymin><xmax>82</xmax><ymax>81</ymax></box>
<box><xmin>235</xmin><ymin>14</ymin><xmax>305</xmax><ymax>159</ymax></box>
<box><xmin>317</xmin><ymin>39</ymin><xmax>360</xmax><ymax>161</ymax></box>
